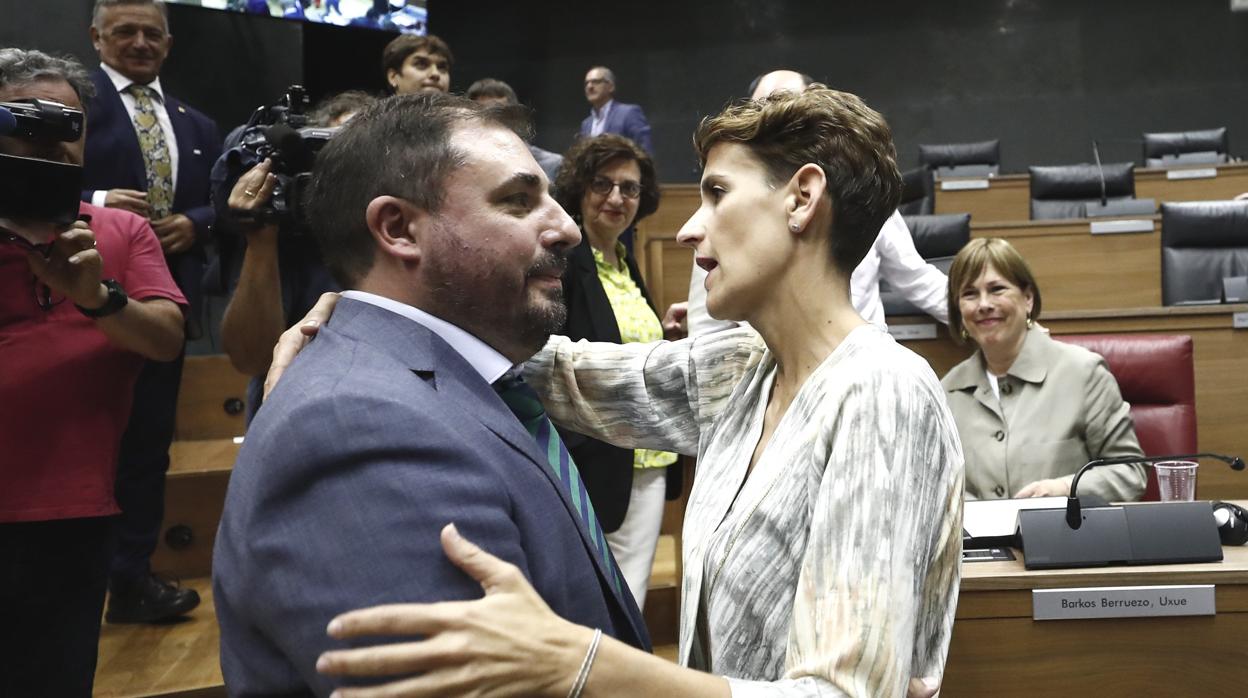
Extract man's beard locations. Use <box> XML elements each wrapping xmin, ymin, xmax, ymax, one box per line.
<box><xmin>425</xmin><ymin>248</ymin><xmax>569</xmax><ymax>361</ymax></box>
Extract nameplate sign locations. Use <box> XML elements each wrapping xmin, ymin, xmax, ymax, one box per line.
<box><xmin>940</xmin><ymin>178</ymin><xmax>990</xmax><ymax>191</ymax></box>
<box><xmin>888</xmin><ymin>323</ymin><xmax>938</xmax><ymax>341</ymax></box>
<box><xmin>1233</xmin><ymin>312</ymin><xmax>1248</xmax><ymax>329</ymax></box>
<box><xmin>1032</xmin><ymin>585</ymin><xmax>1215</xmax><ymax>620</ymax></box>
<box><xmin>1089</xmin><ymin>219</ymin><xmax>1154</xmax><ymax>235</ymax></box>
<box><xmin>1166</xmin><ymin>168</ymin><xmax>1218</xmax><ymax>181</ymax></box>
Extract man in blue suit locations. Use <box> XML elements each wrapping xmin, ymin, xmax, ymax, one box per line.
<box><xmin>213</xmin><ymin>94</ymin><xmax>650</xmax><ymax>695</ymax></box>
<box><xmin>81</xmin><ymin>0</ymin><xmax>221</xmax><ymax>624</ymax></box>
<box><xmin>579</xmin><ymin>66</ymin><xmax>653</xmax><ymax>154</ymax></box>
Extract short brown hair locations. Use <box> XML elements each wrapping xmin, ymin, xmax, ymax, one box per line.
<box><xmin>306</xmin><ymin>94</ymin><xmax>532</xmax><ymax>287</ymax></box>
<box><xmin>465</xmin><ymin>78</ymin><xmax>517</xmax><ymax>105</ymax></box>
<box><xmin>692</xmin><ymin>86</ymin><xmax>901</xmax><ymax>276</ymax></box>
<box><xmin>381</xmin><ymin>34</ymin><xmax>453</xmax><ymax>91</ymax></box>
<box><xmin>309</xmin><ymin>90</ymin><xmax>377</xmax><ymax>127</ymax></box>
<box><xmin>946</xmin><ymin>238</ymin><xmax>1043</xmax><ymax>345</ymax></box>
<box><xmin>555</xmin><ymin>134</ymin><xmax>660</xmax><ymax>225</ymax></box>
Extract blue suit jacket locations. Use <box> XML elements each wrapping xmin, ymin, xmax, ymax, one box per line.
<box><xmin>213</xmin><ymin>298</ymin><xmax>650</xmax><ymax>696</ymax></box>
<box><xmin>579</xmin><ymin>101</ymin><xmax>653</xmax><ymax>154</ymax></box>
<box><xmin>82</xmin><ymin>67</ymin><xmax>221</xmax><ymax>321</ymax></box>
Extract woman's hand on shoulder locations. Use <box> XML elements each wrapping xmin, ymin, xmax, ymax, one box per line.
<box><xmin>1013</xmin><ymin>477</ymin><xmax>1070</xmax><ymax>498</ymax></box>
<box><xmin>263</xmin><ymin>292</ymin><xmax>340</xmax><ymax>398</ymax></box>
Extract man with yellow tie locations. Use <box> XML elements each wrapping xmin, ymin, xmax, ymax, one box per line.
<box><xmin>81</xmin><ymin>0</ymin><xmax>221</xmax><ymax>624</ymax></box>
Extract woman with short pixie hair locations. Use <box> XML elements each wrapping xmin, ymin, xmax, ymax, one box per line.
<box><xmin>310</xmin><ymin>87</ymin><xmax>964</xmax><ymax>698</ymax></box>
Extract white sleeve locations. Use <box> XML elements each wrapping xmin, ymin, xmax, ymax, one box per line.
<box><xmin>876</xmin><ymin>212</ymin><xmax>950</xmax><ymax>324</ymax></box>
<box><xmin>524</xmin><ymin>328</ymin><xmax>765</xmax><ymax>455</ymax></box>
<box><xmin>687</xmin><ymin>260</ymin><xmax>741</xmax><ymax>338</ymax></box>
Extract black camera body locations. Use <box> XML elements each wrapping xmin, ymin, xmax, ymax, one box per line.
<box><xmin>0</xmin><ymin>99</ymin><xmax>85</xmax><ymax>229</ymax></box>
<box><xmin>230</xmin><ymin>86</ymin><xmax>337</xmax><ymax>233</ymax></box>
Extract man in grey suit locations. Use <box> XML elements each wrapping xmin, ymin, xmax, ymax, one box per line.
<box><xmin>213</xmin><ymin>94</ymin><xmax>650</xmax><ymax>695</ymax></box>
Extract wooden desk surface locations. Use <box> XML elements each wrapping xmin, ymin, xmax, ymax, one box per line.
<box><xmin>933</xmin><ymin>161</ymin><xmax>1248</xmax><ymax>224</ymax></box>
<box><xmin>971</xmin><ymin>216</ymin><xmax>1160</xmax><ymax>311</ymax></box>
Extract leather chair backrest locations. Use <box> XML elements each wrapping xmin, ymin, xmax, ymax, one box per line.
<box><xmin>880</xmin><ymin>214</ymin><xmax>970</xmax><ymax>316</ymax></box>
<box><xmin>1160</xmin><ymin>200</ymin><xmax>1248</xmax><ymax>305</ymax></box>
<box><xmin>918</xmin><ymin>139</ymin><xmax>1001</xmax><ymax>168</ymax></box>
<box><xmin>1056</xmin><ymin>334</ymin><xmax>1197</xmax><ymax>502</ymax></box>
<box><xmin>1029</xmin><ymin>162</ymin><xmax>1135</xmax><ymax>220</ymax></box>
<box><xmin>898</xmin><ymin>166</ymin><xmax>933</xmax><ymax>216</ymax></box>
<box><xmin>1143</xmin><ymin>127</ymin><xmax>1229</xmax><ymax>167</ymax></box>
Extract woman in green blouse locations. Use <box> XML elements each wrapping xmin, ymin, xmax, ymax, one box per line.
<box><xmin>553</xmin><ymin>134</ymin><xmax>680</xmax><ymax>610</ymax></box>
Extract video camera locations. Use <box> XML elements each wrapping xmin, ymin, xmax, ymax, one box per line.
<box><xmin>0</xmin><ymin>99</ymin><xmax>85</xmax><ymax>229</ymax></box>
<box><xmin>229</xmin><ymin>85</ymin><xmax>337</xmax><ymax>233</ymax></box>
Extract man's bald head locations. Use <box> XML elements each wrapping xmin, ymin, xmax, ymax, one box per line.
<box><xmin>748</xmin><ymin>69</ymin><xmax>813</xmax><ymax>100</ymax></box>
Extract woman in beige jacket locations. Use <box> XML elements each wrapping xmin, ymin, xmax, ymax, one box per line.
<box><xmin>942</xmin><ymin>238</ymin><xmax>1146</xmax><ymax>502</ymax></box>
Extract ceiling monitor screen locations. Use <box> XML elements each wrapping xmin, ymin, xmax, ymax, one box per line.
<box><xmin>167</xmin><ymin>1</ymin><xmax>428</xmax><ymax>35</ymax></box>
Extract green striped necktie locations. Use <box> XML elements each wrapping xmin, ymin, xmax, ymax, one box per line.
<box><xmin>493</xmin><ymin>372</ymin><xmax>623</xmax><ymax>594</ymax></box>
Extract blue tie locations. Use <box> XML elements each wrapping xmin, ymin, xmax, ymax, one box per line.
<box><xmin>493</xmin><ymin>372</ymin><xmax>623</xmax><ymax>594</ymax></box>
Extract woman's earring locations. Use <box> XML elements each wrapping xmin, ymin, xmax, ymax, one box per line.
<box><xmin>1026</xmin><ymin>316</ymin><xmax>1034</xmax><ymax>329</ymax></box>
<box><xmin>788</xmin><ymin>221</ymin><xmax>800</xmax><ymax>232</ymax></box>
<box><xmin>960</xmin><ymin>327</ymin><xmax>970</xmax><ymax>341</ymax></box>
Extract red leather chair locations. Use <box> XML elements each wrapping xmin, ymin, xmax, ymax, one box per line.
<box><xmin>1056</xmin><ymin>334</ymin><xmax>1197</xmax><ymax>501</ymax></box>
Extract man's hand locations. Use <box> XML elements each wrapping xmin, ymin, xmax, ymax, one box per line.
<box><xmin>662</xmin><ymin>301</ymin><xmax>688</xmax><ymax>341</ymax></box>
<box><xmin>151</xmin><ymin>213</ymin><xmax>196</xmax><ymax>254</ymax></box>
<box><xmin>104</xmin><ymin>188</ymin><xmax>150</xmax><ymax>217</ymax></box>
<box><xmin>26</xmin><ymin>221</ymin><xmax>106</xmax><ymax>308</ymax></box>
<box><xmin>228</xmin><ymin>158</ymin><xmax>280</xmax><ymax>243</ymax></box>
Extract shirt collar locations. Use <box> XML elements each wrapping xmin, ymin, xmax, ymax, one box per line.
<box><xmin>340</xmin><ymin>290</ymin><xmax>514</xmax><ymax>385</ymax></box>
<box><xmin>592</xmin><ymin>99</ymin><xmax>614</xmax><ymax>120</ymax></box>
<box><xmin>589</xmin><ymin>241</ymin><xmax>628</xmax><ymax>273</ymax></box>
<box><xmin>1006</xmin><ymin>326</ymin><xmax>1050</xmax><ymax>384</ymax></box>
<box><xmin>100</xmin><ymin>62</ymin><xmax>165</xmax><ymax>102</ymax></box>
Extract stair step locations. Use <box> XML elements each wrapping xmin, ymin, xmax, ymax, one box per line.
<box><xmin>95</xmin><ymin>577</ymin><xmax>223</xmax><ymax>698</ymax></box>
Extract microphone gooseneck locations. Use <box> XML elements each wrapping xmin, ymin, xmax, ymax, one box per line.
<box><xmin>1065</xmin><ymin>453</ymin><xmax>1245</xmax><ymax>530</ymax></box>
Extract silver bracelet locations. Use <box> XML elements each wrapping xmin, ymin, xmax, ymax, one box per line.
<box><xmin>567</xmin><ymin>628</ymin><xmax>603</xmax><ymax>698</ymax></box>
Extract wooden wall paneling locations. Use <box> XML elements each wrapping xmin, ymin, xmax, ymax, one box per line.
<box><xmin>934</xmin><ymin>174</ymin><xmax>1030</xmax><ymax>222</ymax></box>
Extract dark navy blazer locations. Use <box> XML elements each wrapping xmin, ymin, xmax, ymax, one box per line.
<box><xmin>82</xmin><ymin>68</ymin><xmax>221</xmax><ymax>320</ymax></box>
<box><xmin>579</xmin><ymin>101</ymin><xmax>653</xmax><ymax>154</ymax></box>
<box><xmin>213</xmin><ymin>298</ymin><xmax>650</xmax><ymax>696</ymax></box>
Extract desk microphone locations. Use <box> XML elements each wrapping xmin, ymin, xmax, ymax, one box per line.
<box><xmin>1066</xmin><ymin>453</ymin><xmax>1246</xmax><ymax>529</ymax></box>
<box><xmin>1092</xmin><ymin>139</ymin><xmax>1108</xmax><ymax>207</ymax></box>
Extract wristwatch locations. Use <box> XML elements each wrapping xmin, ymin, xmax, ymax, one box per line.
<box><xmin>76</xmin><ymin>278</ymin><xmax>129</xmax><ymax>318</ymax></box>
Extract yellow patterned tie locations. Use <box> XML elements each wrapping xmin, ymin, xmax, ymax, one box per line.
<box><xmin>126</xmin><ymin>84</ymin><xmax>174</xmax><ymax>220</ymax></box>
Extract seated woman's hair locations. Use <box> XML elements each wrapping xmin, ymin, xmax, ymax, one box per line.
<box><xmin>554</xmin><ymin>134</ymin><xmax>660</xmax><ymax>224</ymax></box>
<box><xmin>692</xmin><ymin>86</ymin><xmax>902</xmax><ymax>275</ymax></box>
<box><xmin>946</xmin><ymin>237</ymin><xmax>1044</xmax><ymax>344</ymax></box>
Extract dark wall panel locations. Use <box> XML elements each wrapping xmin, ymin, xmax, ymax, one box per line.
<box><xmin>4</xmin><ymin>1</ymin><xmax>1248</xmax><ymax>182</ymax></box>
<box><xmin>433</xmin><ymin>0</ymin><xmax>1248</xmax><ymax>181</ymax></box>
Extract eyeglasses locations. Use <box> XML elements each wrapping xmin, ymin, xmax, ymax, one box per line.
<box><xmin>585</xmin><ymin>78</ymin><xmax>609</xmax><ymax>87</ymax></box>
<box><xmin>2</xmin><ymin>232</ymin><xmax>62</xmax><ymax>311</ymax></box>
<box><xmin>589</xmin><ymin>177</ymin><xmax>642</xmax><ymax>200</ymax></box>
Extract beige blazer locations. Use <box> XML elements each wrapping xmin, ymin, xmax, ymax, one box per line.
<box><xmin>942</xmin><ymin>327</ymin><xmax>1146</xmax><ymax>502</ymax></box>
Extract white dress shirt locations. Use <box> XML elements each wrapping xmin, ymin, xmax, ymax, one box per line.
<box><xmin>687</xmin><ymin>210</ymin><xmax>950</xmax><ymax>336</ymax></box>
<box><xmin>588</xmin><ymin>99</ymin><xmax>614</xmax><ymax>136</ymax></box>
<box><xmin>340</xmin><ymin>290</ymin><xmax>513</xmax><ymax>385</ymax></box>
<box><xmin>90</xmin><ymin>62</ymin><xmax>180</xmax><ymax>207</ymax></box>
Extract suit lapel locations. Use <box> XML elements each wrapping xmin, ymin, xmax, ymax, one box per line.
<box><xmin>94</xmin><ymin>69</ymin><xmax>146</xmax><ymax>187</ymax></box>
<box><xmin>332</xmin><ymin>299</ymin><xmax>645</xmax><ymax>636</ymax></box>
<box><xmin>165</xmin><ymin>96</ymin><xmax>194</xmax><ymax>208</ymax></box>
<box><xmin>570</xmin><ymin>243</ymin><xmax>622</xmax><ymax>342</ymax></box>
